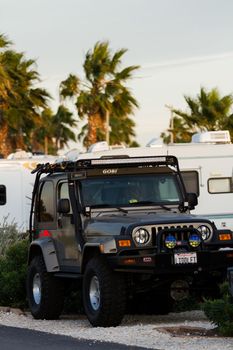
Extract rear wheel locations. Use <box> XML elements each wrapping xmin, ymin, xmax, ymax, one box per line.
<box><xmin>27</xmin><ymin>255</ymin><xmax>64</xmax><ymax>319</ymax></box>
<box><xmin>83</xmin><ymin>256</ymin><xmax>126</xmax><ymax>327</ymax></box>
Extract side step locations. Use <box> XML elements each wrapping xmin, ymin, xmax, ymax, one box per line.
<box><xmin>54</xmin><ymin>272</ymin><xmax>83</xmax><ymax>279</ymax></box>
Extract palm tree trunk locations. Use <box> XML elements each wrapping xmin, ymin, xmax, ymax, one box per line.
<box><xmin>15</xmin><ymin>129</ymin><xmax>25</xmax><ymax>150</ymax></box>
<box><xmin>0</xmin><ymin>120</ymin><xmax>12</xmax><ymax>157</ymax></box>
<box><xmin>44</xmin><ymin>136</ymin><xmax>48</xmax><ymax>155</ymax></box>
<box><xmin>87</xmin><ymin>113</ymin><xmax>103</xmax><ymax>146</ymax></box>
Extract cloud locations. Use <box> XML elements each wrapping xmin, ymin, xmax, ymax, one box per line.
<box><xmin>142</xmin><ymin>52</ymin><xmax>233</xmax><ymax>71</ymax></box>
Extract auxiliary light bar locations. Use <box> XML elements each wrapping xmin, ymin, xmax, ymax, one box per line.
<box><xmin>91</xmin><ymin>156</ymin><xmax>167</xmax><ymax>165</ymax></box>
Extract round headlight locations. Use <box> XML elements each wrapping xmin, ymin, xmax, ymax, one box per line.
<box><xmin>133</xmin><ymin>228</ymin><xmax>150</xmax><ymax>246</ymax></box>
<box><xmin>165</xmin><ymin>234</ymin><xmax>176</xmax><ymax>249</ymax></box>
<box><xmin>197</xmin><ymin>225</ymin><xmax>211</xmax><ymax>241</ymax></box>
<box><xmin>189</xmin><ymin>233</ymin><xmax>201</xmax><ymax>248</ymax></box>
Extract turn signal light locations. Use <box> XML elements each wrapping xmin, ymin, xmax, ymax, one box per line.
<box><xmin>118</xmin><ymin>240</ymin><xmax>131</xmax><ymax>247</ymax></box>
<box><xmin>122</xmin><ymin>258</ymin><xmax>136</xmax><ymax>265</ymax></box>
<box><xmin>219</xmin><ymin>233</ymin><xmax>232</xmax><ymax>241</ymax></box>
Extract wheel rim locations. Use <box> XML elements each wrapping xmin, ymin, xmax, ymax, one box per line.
<box><xmin>32</xmin><ymin>273</ymin><xmax>42</xmax><ymax>305</ymax></box>
<box><xmin>89</xmin><ymin>275</ymin><xmax>100</xmax><ymax>311</ymax></box>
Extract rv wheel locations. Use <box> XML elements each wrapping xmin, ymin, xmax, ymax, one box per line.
<box><xmin>27</xmin><ymin>255</ymin><xmax>64</xmax><ymax>319</ymax></box>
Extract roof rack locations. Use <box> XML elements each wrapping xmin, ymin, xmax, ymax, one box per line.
<box><xmin>32</xmin><ymin>155</ymin><xmax>179</xmax><ymax>175</ymax></box>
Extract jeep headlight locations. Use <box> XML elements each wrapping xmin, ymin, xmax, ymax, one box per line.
<box><xmin>132</xmin><ymin>227</ymin><xmax>151</xmax><ymax>246</ymax></box>
<box><xmin>197</xmin><ymin>225</ymin><xmax>211</xmax><ymax>241</ymax></box>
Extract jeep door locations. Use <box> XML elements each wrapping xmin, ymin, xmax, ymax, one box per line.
<box><xmin>56</xmin><ymin>181</ymin><xmax>81</xmax><ymax>268</ymax></box>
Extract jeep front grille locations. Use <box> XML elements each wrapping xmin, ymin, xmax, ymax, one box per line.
<box><xmin>151</xmin><ymin>224</ymin><xmax>195</xmax><ymax>248</ymax></box>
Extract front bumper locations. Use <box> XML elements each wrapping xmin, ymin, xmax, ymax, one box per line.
<box><xmin>107</xmin><ymin>249</ymin><xmax>233</xmax><ymax>274</ymax></box>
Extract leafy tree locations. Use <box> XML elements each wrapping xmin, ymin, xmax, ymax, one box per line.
<box><xmin>78</xmin><ymin>113</ymin><xmax>139</xmax><ymax>147</ymax></box>
<box><xmin>161</xmin><ymin>87</ymin><xmax>233</xmax><ymax>144</ymax></box>
<box><xmin>60</xmin><ymin>41</ymin><xmax>139</xmax><ymax>147</ymax></box>
<box><xmin>160</xmin><ymin>115</ymin><xmax>193</xmax><ymax>144</ymax></box>
<box><xmin>52</xmin><ymin>105</ymin><xmax>77</xmax><ymax>151</ymax></box>
<box><xmin>4</xmin><ymin>50</ymin><xmax>50</xmax><ymax>151</ymax></box>
<box><xmin>0</xmin><ymin>34</ymin><xmax>50</xmax><ymax>156</ymax></box>
<box><xmin>0</xmin><ymin>34</ymin><xmax>13</xmax><ymax>156</ymax></box>
<box><xmin>32</xmin><ymin>105</ymin><xmax>77</xmax><ymax>154</ymax></box>
<box><xmin>31</xmin><ymin>108</ymin><xmax>55</xmax><ymax>154</ymax></box>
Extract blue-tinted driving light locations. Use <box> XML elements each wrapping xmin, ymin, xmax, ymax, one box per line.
<box><xmin>189</xmin><ymin>233</ymin><xmax>201</xmax><ymax>248</ymax></box>
<box><xmin>165</xmin><ymin>234</ymin><xmax>177</xmax><ymax>249</ymax></box>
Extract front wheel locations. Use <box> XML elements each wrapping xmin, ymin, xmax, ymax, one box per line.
<box><xmin>27</xmin><ymin>255</ymin><xmax>64</xmax><ymax>319</ymax></box>
<box><xmin>83</xmin><ymin>256</ymin><xmax>126</xmax><ymax>327</ymax></box>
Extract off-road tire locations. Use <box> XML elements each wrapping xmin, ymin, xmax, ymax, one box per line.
<box><xmin>83</xmin><ymin>256</ymin><xmax>126</xmax><ymax>327</ymax></box>
<box><xmin>27</xmin><ymin>255</ymin><xmax>64</xmax><ymax>319</ymax></box>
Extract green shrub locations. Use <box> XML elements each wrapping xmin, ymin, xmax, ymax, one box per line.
<box><xmin>0</xmin><ymin>217</ymin><xmax>26</xmax><ymax>256</ymax></box>
<box><xmin>0</xmin><ymin>239</ymin><xmax>29</xmax><ymax>308</ymax></box>
<box><xmin>173</xmin><ymin>296</ymin><xmax>201</xmax><ymax>312</ymax></box>
<box><xmin>202</xmin><ymin>282</ymin><xmax>233</xmax><ymax>336</ymax></box>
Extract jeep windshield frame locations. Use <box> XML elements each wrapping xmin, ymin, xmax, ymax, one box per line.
<box><xmin>78</xmin><ymin>171</ymin><xmax>184</xmax><ymax>211</ymax></box>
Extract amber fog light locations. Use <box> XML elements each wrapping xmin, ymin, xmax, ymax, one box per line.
<box><xmin>219</xmin><ymin>233</ymin><xmax>232</xmax><ymax>241</ymax></box>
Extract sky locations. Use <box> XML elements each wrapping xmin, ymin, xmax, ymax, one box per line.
<box><xmin>1</xmin><ymin>0</ymin><xmax>233</xmax><ymax>147</ymax></box>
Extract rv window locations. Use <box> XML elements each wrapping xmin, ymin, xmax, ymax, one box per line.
<box><xmin>0</xmin><ymin>185</ymin><xmax>6</xmax><ymax>205</ymax></box>
<box><xmin>181</xmin><ymin>171</ymin><xmax>199</xmax><ymax>196</ymax></box>
<box><xmin>38</xmin><ymin>181</ymin><xmax>54</xmax><ymax>222</ymax></box>
<box><xmin>208</xmin><ymin>178</ymin><xmax>232</xmax><ymax>194</ymax></box>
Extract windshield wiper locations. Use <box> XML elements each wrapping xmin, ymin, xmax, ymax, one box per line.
<box><xmin>130</xmin><ymin>201</ymin><xmax>172</xmax><ymax>211</ymax></box>
<box><xmin>89</xmin><ymin>204</ymin><xmax>128</xmax><ymax>214</ymax></box>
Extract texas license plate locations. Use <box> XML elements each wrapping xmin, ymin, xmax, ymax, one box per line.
<box><xmin>174</xmin><ymin>252</ymin><xmax>197</xmax><ymax>264</ymax></box>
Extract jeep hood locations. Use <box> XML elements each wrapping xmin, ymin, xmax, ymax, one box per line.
<box><xmin>84</xmin><ymin>212</ymin><xmax>211</xmax><ymax>237</ymax></box>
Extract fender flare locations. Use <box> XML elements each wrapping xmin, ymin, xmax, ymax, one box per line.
<box><xmin>28</xmin><ymin>238</ymin><xmax>60</xmax><ymax>273</ymax></box>
<box><xmin>81</xmin><ymin>243</ymin><xmax>101</xmax><ymax>273</ymax></box>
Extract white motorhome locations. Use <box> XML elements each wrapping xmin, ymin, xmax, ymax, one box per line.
<box><xmin>0</xmin><ymin>152</ymin><xmax>54</xmax><ymax>231</ymax></box>
<box><xmin>146</xmin><ymin>130</ymin><xmax>233</xmax><ymax>231</ymax></box>
<box><xmin>1</xmin><ymin>130</ymin><xmax>233</xmax><ymax>232</ymax></box>
<box><xmin>83</xmin><ymin>131</ymin><xmax>233</xmax><ymax>231</ymax></box>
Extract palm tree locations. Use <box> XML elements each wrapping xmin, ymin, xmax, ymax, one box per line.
<box><xmin>32</xmin><ymin>105</ymin><xmax>77</xmax><ymax>154</ymax></box>
<box><xmin>51</xmin><ymin>105</ymin><xmax>77</xmax><ymax>151</ymax></box>
<box><xmin>0</xmin><ymin>34</ymin><xmax>12</xmax><ymax>156</ymax></box>
<box><xmin>173</xmin><ymin>87</ymin><xmax>233</xmax><ymax>136</ymax></box>
<box><xmin>3</xmin><ymin>50</ymin><xmax>50</xmax><ymax>151</ymax></box>
<box><xmin>31</xmin><ymin>108</ymin><xmax>55</xmax><ymax>154</ymax></box>
<box><xmin>60</xmin><ymin>41</ymin><xmax>139</xmax><ymax>147</ymax></box>
<box><xmin>0</xmin><ymin>34</ymin><xmax>50</xmax><ymax>156</ymax></box>
<box><xmin>161</xmin><ymin>87</ymin><xmax>233</xmax><ymax>144</ymax></box>
<box><xmin>78</xmin><ymin>113</ymin><xmax>138</xmax><ymax>147</ymax></box>
<box><xmin>160</xmin><ymin>116</ymin><xmax>193</xmax><ymax>144</ymax></box>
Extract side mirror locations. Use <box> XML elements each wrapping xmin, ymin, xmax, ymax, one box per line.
<box><xmin>57</xmin><ymin>198</ymin><xmax>70</xmax><ymax>214</ymax></box>
<box><xmin>187</xmin><ymin>193</ymin><xmax>198</xmax><ymax>210</ymax></box>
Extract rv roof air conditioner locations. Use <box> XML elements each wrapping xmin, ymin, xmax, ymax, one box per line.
<box><xmin>191</xmin><ymin>130</ymin><xmax>231</xmax><ymax>144</ymax></box>
<box><xmin>87</xmin><ymin>141</ymin><xmax>109</xmax><ymax>153</ymax></box>
<box><xmin>87</xmin><ymin>142</ymin><xmax>126</xmax><ymax>153</ymax></box>
<box><xmin>7</xmin><ymin>150</ymin><xmax>33</xmax><ymax>159</ymax></box>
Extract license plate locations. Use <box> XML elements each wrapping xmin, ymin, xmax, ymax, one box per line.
<box><xmin>174</xmin><ymin>252</ymin><xmax>197</xmax><ymax>264</ymax></box>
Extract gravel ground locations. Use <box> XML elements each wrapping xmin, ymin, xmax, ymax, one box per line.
<box><xmin>0</xmin><ymin>310</ymin><xmax>233</xmax><ymax>350</ymax></box>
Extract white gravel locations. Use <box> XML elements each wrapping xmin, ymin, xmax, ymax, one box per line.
<box><xmin>0</xmin><ymin>310</ymin><xmax>233</xmax><ymax>349</ymax></box>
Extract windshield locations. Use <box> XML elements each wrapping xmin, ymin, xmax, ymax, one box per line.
<box><xmin>79</xmin><ymin>173</ymin><xmax>182</xmax><ymax>208</ymax></box>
